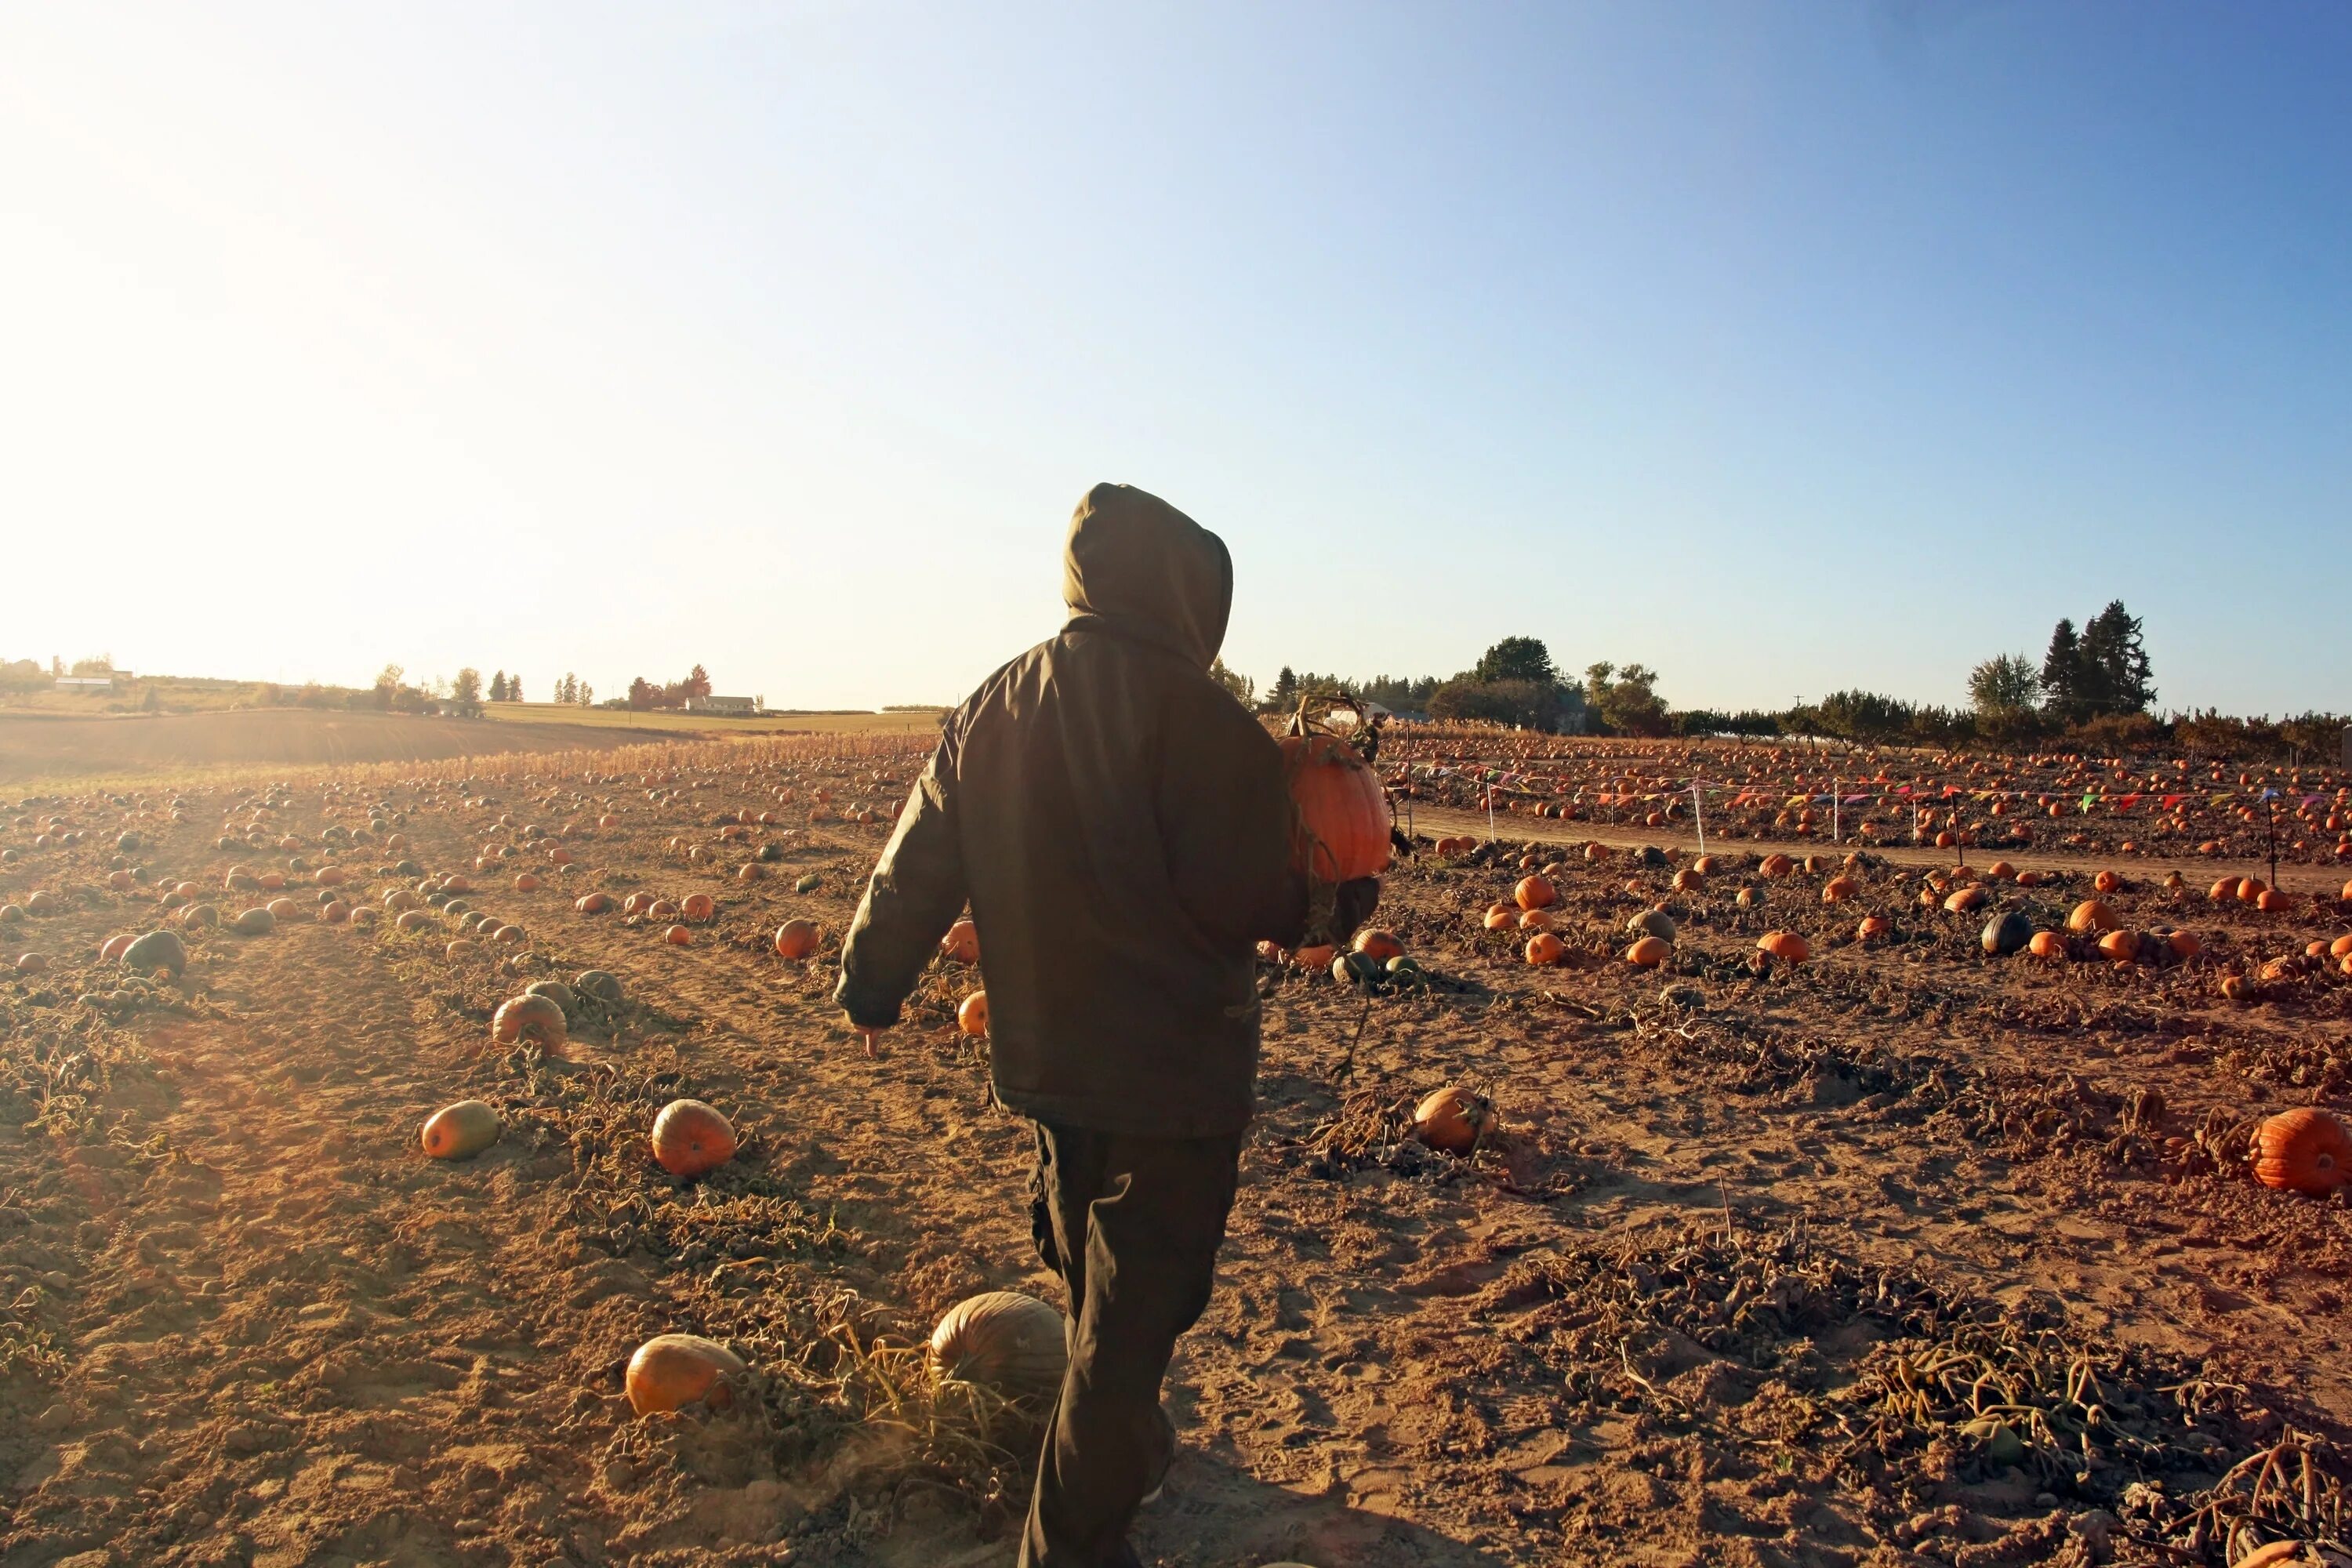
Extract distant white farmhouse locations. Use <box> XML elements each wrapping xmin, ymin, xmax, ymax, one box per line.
<box><xmin>56</xmin><ymin>674</ymin><xmax>118</xmax><ymax>691</ymax></box>
<box><xmin>684</xmin><ymin>695</ymin><xmax>763</xmax><ymax>715</ymax></box>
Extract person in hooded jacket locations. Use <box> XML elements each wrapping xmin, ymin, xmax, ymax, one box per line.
<box><xmin>836</xmin><ymin>483</ymin><xmax>1380</xmax><ymax>1568</ymax></box>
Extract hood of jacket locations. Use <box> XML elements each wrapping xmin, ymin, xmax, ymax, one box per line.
<box><xmin>1062</xmin><ymin>482</ymin><xmax>1232</xmax><ymax>670</ymax></box>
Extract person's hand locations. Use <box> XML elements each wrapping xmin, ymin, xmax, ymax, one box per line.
<box><xmin>1333</xmin><ymin>877</ymin><xmax>1383</xmax><ymax>941</ymax></box>
<box><xmin>843</xmin><ymin>1015</ymin><xmax>887</xmax><ymax>1058</ymax></box>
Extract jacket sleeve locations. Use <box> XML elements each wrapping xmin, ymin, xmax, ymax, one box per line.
<box><xmin>834</xmin><ymin>724</ymin><xmax>967</xmax><ymax>1027</ymax></box>
<box><xmin>1155</xmin><ymin>681</ymin><xmax>1310</xmax><ymax>950</ymax></box>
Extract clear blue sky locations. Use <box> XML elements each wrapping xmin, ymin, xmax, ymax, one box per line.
<box><xmin>3</xmin><ymin>3</ymin><xmax>2345</xmax><ymax>714</ymax></box>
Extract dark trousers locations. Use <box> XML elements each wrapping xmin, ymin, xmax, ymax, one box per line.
<box><xmin>1019</xmin><ymin>1121</ymin><xmax>1242</xmax><ymax>1568</ymax></box>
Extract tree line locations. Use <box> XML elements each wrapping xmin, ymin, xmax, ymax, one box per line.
<box><xmin>1243</xmin><ymin>601</ymin><xmax>2350</xmax><ymax>760</ymax></box>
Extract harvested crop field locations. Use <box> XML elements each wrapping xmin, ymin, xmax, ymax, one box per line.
<box><xmin>2</xmin><ymin>731</ymin><xmax>2348</xmax><ymax>1567</ymax></box>
<box><xmin>0</xmin><ymin>710</ymin><xmax>681</xmax><ymax>786</ymax></box>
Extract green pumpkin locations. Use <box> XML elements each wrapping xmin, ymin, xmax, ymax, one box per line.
<box><xmin>574</xmin><ymin>970</ymin><xmax>623</xmax><ymax>1004</ymax></box>
<box><xmin>1982</xmin><ymin>911</ymin><xmax>2033</xmax><ymax>957</ymax></box>
<box><xmin>122</xmin><ymin>929</ymin><xmax>188</xmax><ymax>978</ymax></box>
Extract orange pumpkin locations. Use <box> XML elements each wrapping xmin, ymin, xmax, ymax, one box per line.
<box><xmin>1412</xmin><ymin>1086</ymin><xmax>1490</xmax><ymax>1155</ymax></box>
<box><xmin>1821</xmin><ymin>877</ymin><xmax>1859</xmax><ymax>904</ymax></box>
<box><xmin>2166</xmin><ymin>930</ymin><xmax>2201</xmax><ymax>961</ymax></box>
<box><xmin>492</xmin><ymin>994</ymin><xmax>567</xmax><ymax>1047</ymax></box>
<box><xmin>625</xmin><ymin>1334</ymin><xmax>747</xmax><ymax>1416</ymax></box>
<box><xmin>1483</xmin><ymin>904</ymin><xmax>1517</xmax><ymax>931</ymax></box>
<box><xmin>773</xmin><ymin>919</ymin><xmax>820</xmax><ymax>960</ymax></box>
<box><xmin>1624</xmin><ymin>935</ymin><xmax>1670</xmax><ymax>967</ymax></box>
<box><xmin>1514</xmin><ymin>875</ymin><xmax>1557</xmax><ymax>911</ymax></box>
<box><xmin>421</xmin><ymin>1100</ymin><xmax>501</xmax><ymax>1160</ymax></box>
<box><xmin>651</xmin><ymin>1099</ymin><xmax>737</xmax><ymax>1178</ymax></box>
<box><xmin>2097</xmin><ymin>929</ymin><xmax>2140</xmax><ymax>964</ymax></box>
<box><xmin>1291</xmin><ymin>942</ymin><xmax>1336</xmax><ymax>970</ymax></box>
<box><xmin>2256</xmin><ymin>888</ymin><xmax>2288</xmax><ymax>913</ymax></box>
<box><xmin>2093</xmin><ymin>869</ymin><xmax>2122</xmax><ymax>893</ymax></box>
<box><xmin>2250</xmin><ymin>1108</ymin><xmax>2351</xmax><ymax>1196</ymax></box>
<box><xmin>1518</xmin><ymin>907</ymin><xmax>1555</xmax><ymax>931</ymax></box>
<box><xmin>2209</xmin><ymin>877</ymin><xmax>2241</xmax><ymax>902</ymax></box>
<box><xmin>1757</xmin><ymin>931</ymin><xmax>1809</xmax><ymax>964</ymax></box>
<box><xmin>1943</xmin><ymin>886</ymin><xmax>1987</xmax><ymax>913</ymax></box>
<box><xmin>576</xmin><ymin>891</ymin><xmax>613</xmax><ymax>914</ymax></box>
<box><xmin>2067</xmin><ymin>900</ymin><xmax>2120</xmax><ymax>934</ymax></box>
<box><xmin>1353</xmin><ymin>928</ymin><xmax>1404</xmax><ymax>963</ymax></box>
<box><xmin>957</xmin><ymin>990</ymin><xmax>989</xmax><ymax>1036</ymax></box>
<box><xmin>1282</xmin><ymin>733</ymin><xmax>1392</xmax><ymax>883</ymax></box>
<box><xmin>1524</xmin><ymin>931</ymin><xmax>1566</xmax><ymax>966</ymax></box>
<box><xmin>1857</xmin><ymin>916</ymin><xmax>1893</xmax><ymax>942</ymax></box>
<box><xmin>663</xmin><ymin>924</ymin><xmax>692</xmax><ymax>946</ymax></box>
<box><xmin>940</xmin><ymin>918</ymin><xmax>980</xmax><ymax>964</ymax></box>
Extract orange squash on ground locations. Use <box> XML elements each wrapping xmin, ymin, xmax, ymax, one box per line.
<box><xmin>1413</xmin><ymin>1086</ymin><xmax>1490</xmax><ymax>1155</ymax></box>
<box><xmin>1757</xmin><ymin>931</ymin><xmax>1809</xmax><ymax>964</ymax></box>
<box><xmin>1524</xmin><ymin>932</ymin><xmax>1566</xmax><ymax>966</ymax></box>
<box><xmin>651</xmin><ymin>1099</ymin><xmax>737</xmax><ymax>1178</ymax></box>
<box><xmin>625</xmin><ymin>1334</ymin><xmax>747</xmax><ymax>1416</ymax></box>
<box><xmin>1353</xmin><ymin>928</ymin><xmax>1404</xmax><ymax>963</ymax></box>
<box><xmin>940</xmin><ymin>918</ymin><xmax>980</xmax><ymax>964</ymax></box>
<box><xmin>1282</xmin><ymin>732</ymin><xmax>1392</xmax><ymax>884</ymax></box>
<box><xmin>1291</xmin><ymin>942</ymin><xmax>1336</xmax><ymax>970</ymax></box>
<box><xmin>2097</xmin><ymin>930</ymin><xmax>2140</xmax><ymax>964</ymax></box>
<box><xmin>1821</xmin><ymin>877</ymin><xmax>1859</xmax><ymax>904</ymax></box>
<box><xmin>1857</xmin><ymin>916</ymin><xmax>1892</xmax><ymax>942</ymax></box>
<box><xmin>683</xmin><ymin>893</ymin><xmax>716</xmax><ymax>922</ymax></box>
<box><xmin>663</xmin><ymin>924</ymin><xmax>692</xmax><ymax>946</ymax></box>
<box><xmin>2250</xmin><ymin>1108</ymin><xmax>2351</xmax><ymax>1196</ymax></box>
<box><xmin>422</xmin><ymin>1100</ymin><xmax>501</xmax><ymax>1160</ymax></box>
<box><xmin>1624</xmin><ymin>935</ymin><xmax>1670</xmax><ymax>967</ymax></box>
<box><xmin>2067</xmin><ymin>900</ymin><xmax>2119</xmax><ymax>934</ymax></box>
<box><xmin>774</xmin><ymin>919</ymin><xmax>820</xmax><ymax>960</ymax></box>
<box><xmin>492</xmin><ymin>994</ymin><xmax>567</xmax><ymax>1047</ymax></box>
<box><xmin>1514</xmin><ymin>875</ymin><xmax>1557</xmax><ymax>911</ymax></box>
<box><xmin>1483</xmin><ymin>904</ymin><xmax>1516</xmax><ymax>931</ymax></box>
<box><xmin>958</xmin><ymin>990</ymin><xmax>989</xmax><ymax>1036</ymax></box>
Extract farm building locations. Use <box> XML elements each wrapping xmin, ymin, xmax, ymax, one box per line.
<box><xmin>683</xmin><ymin>695</ymin><xmax>763</xmax><ymax>715</ymax></box>
<box><xmin>55</xmin><ymin>674</ymin><xmax>118</xmax><ymax>691</ymax></box>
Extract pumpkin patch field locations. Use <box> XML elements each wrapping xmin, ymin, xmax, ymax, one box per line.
<box><xmin>2</xmin><ymin>730</ymin><xmax>2349</xmax><ymax>1568</ymax></box>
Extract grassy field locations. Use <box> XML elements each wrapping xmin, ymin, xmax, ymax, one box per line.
<box><xmin>482</xmin><ymin>703</ymin><xmax>945</xmax><ymax>735</ymax></box>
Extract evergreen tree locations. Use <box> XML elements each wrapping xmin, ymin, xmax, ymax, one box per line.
<box><xmin>510</xmin><ymin>673</ymin><xmax>524</xmax><ymax>702</ymax></box>
<box><xmin>1269</xmin><ymin>666</ymin><xmax>1298</xmax><ymax>710</ymax></box>
<box><xmin>2079</xmin><ymin>600</ymin><xmax>2155</xmax><ymax>713</ymax></box>
<box><xmin>2040</xmin><ymin>620</ymin><xmax>2082</xmax><ymax>720</ymax></box>
<box><xmin>488</xmin><ymin>670</ymin><xmax>509</xmax><ymax>702</ymax></box>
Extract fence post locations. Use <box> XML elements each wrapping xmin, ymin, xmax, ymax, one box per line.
<box><xmin>1832</xmin><ymin>779</ymin><xmax>1840</xmax><ymax>844</ymax></box>
<box><xmin>1486</xmin><ymin>783</ymin><xmax>1497</xmax><ymax>845</ymax></box>
<box><xmin>1692</xmin><ymin>782</ymin><xmax>1706</xmax><ymax>856</ymax></box>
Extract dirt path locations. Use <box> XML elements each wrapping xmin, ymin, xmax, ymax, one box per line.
<box><xmin>1408</xmin><ymin>804</ymin><xmax>2352</xmax><ymax>893</ymax></box>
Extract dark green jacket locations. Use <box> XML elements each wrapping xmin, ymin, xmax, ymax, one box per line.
<box><xmin>835</xmin><ymin>484</ymin><xmax>1306</xmax><ymax>1137</ymax></box>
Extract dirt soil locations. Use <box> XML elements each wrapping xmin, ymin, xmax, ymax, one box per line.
<box><xmin>0</xmin><ymin>710</ymin><xmax>681</xmax><ymax>785</ymax></box>
<box><xmin>2</xmin><ymin>738</ymin><xmax>2348</xmax><ymax>1568</ymax></box>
